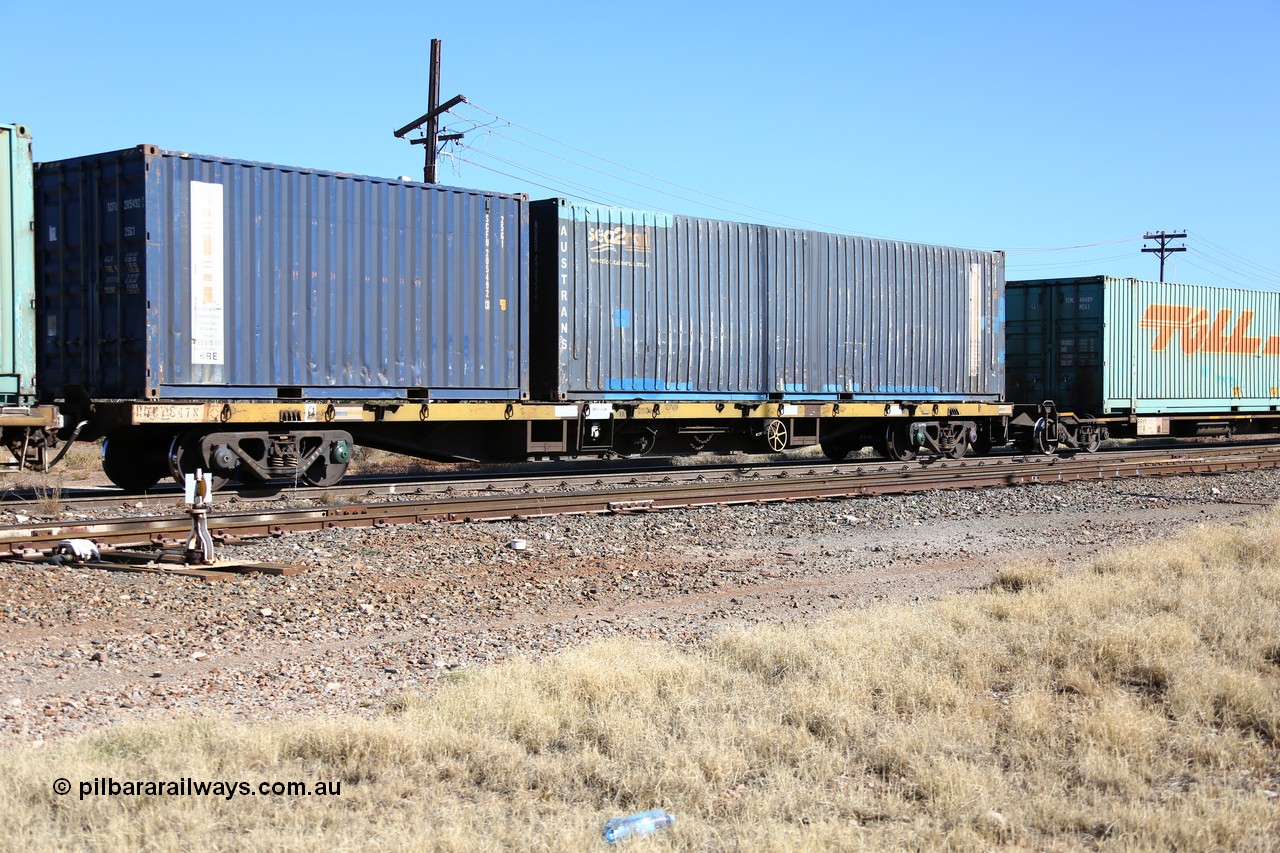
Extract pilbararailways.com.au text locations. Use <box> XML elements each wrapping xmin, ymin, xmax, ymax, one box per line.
<box><xmin>54</xmin><ymin>777</ymin><xmax>343</xmax><ymax>801</ymax></box>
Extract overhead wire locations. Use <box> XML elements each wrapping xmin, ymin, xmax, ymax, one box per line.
<box><xmin>1190</xmin><ymin>231</ymin><xmax>1280</xmax><ymax>279</ymax></box>
<box><xmin>438</xmin><ymin>104</ymin><xmax>1280</xmax><ymax>285</ymax></box>
<box><xmin>460</xmin><ymin>146</ymin><xmax>650</xmax><ymax>209</ymax></box>
<box><xmin>1002</xmin><ymin>235</ymin><xmax>1142</xmax><ymax>255</ymax></box>
<box><xmin>441</xmin><ymin>115</ymin><xmax>679</xmax><ymax>210</ymax></box>
<box><xmin>453</xmin><ymin>156</ymin><xmax>617</xmax><ymax>207</ymax></box>
<box><xmin>1179</xmin><ymin>241</ymin><xmax>1280</xmax><ymax>288</ymax></box>
<box><xmin>475</xmin><ymin>126</ymin><xmax>810</xmax><ymax>228</ymax></box>
<box><xmin>1007</xmin><ymin>251</ymin><xmax>1137</xmax><ymax>271</ymax></box>
<box><xmin>1178</xmin><ymin>257</ymin><xmax>1263</xmax><ymax>290</ymax></box>
<box><xmin>458</xmin><ymin>100</ymin><xmax>899</xmax><ymax>238</ymax></box>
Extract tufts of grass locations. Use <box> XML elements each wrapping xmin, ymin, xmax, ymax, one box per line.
<box><xmin>58</xmin><ymin>440</ymin><xmax>104</xmax><ymax>472</ymax></box>
<box><xmin>989</xmin><ymin>560</ymin><xmax>1058</xmax><ymax>592</ymax></box>
<box><xmin>3</xmin><ymin>508</ymin><xmax>1280</xmax><ymax>850</ymax></box>
<box><xmin>32</xmin><ymin>481</ymin><xmax>63</xmax><ymax>516</ymax></box>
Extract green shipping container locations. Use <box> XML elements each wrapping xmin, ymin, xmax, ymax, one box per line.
<box><xmin>0</xmin><ymin>124</ymin><xmax>37</xmax><ymax>404</ymax></box>
<box><xmin>1008</xmin><ymin>275</ymin><xmax>1280</xmax><ymax>418</ymax></box>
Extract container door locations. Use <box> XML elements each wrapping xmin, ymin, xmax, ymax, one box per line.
<box><xmin>36</xmin><ymin>148</ymin><xmax>151</xmax><ymax>399</ymax></box>
<box><xmin>1050</xmin><ymin>280</ymin><xmax>1105</xmax><ymax>414</ymax></box>
<box><xmin>0</xmin><ymin>125</ymin><xmax>36</xmax><ymax>403</ymax></box>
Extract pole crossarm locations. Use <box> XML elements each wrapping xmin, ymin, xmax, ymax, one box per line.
<box><xmin>393</xmin><ymin>94</ymin><xmax>468</xmax><ymax>139</ymax></box>
<box><xmin>392</xmin><ymin>39</ymin><xmax>467</xmax><ymax>183</ymax></box>
<box><xmin>1143</xmin><ymin>231</ymin><xmax>1188</xmax><ymax>283</ymax></box>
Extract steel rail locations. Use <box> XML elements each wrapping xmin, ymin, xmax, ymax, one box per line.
<box><xmin>1</xmin><ymin>445</ymin><xmax>1277</xmax><ymax>555</ymax></box>
<box><xmin>7</xmin><ymin>440</ymin><xmax>1279</xmax><ymax>513</ymax></box>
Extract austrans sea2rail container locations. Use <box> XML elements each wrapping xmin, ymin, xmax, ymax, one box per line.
<box><xmin>531</xmin><ymin>198</ymin><xmax>1009</xmax><ymax>460</ymax></box>
<box><xmin>1007</xmin><ymin>275</ymin><xmax>1280</xmax><ymax>447</ymax></box>
<box><xmin>35</xmin><ymin>144</ymin><xmax>529</xmax><ymax>489</ymax></box>
<box><xmin>0</xmin><ymin>124</ymin><xmax>61</xmax><ymax>470</ymax></box>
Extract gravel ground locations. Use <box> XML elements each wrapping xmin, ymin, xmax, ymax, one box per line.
<box><xmin>2</xmin><ymin>468</ymin><xmax>1278</xmax><ymax>746</ymax></box>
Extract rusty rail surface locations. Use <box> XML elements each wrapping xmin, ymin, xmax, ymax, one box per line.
<box><xmin>1</xmin><ymin>445</ymin><xmax>1277</xmax><ymax>555</ymax></box>
<box><xmin>7</xmin><ymin>438</ymin><xmax>1280</xmax><ymax>512</ymax></box>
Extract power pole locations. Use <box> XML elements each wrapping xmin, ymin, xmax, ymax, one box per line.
<box><xmin>393</xmin><ymin>39</ymin><xmax>466</xmax><ymax>183</ymax></box>
<box><xmin>1142</xmin><ymin>231</ymin><xmax>1187</xmax><ymax>283</ymax></box>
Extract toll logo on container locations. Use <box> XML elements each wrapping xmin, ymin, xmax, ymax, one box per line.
<box><xmin>1140</xmin><ymin>304</ymin><xmax>1280</xmax><ymax>356</ymax></box>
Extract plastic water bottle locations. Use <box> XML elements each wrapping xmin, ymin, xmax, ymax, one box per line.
<box><xmin>602</xmin><ymin>808</ymin><xmax>675</xmax><ymax>843</ymax></box>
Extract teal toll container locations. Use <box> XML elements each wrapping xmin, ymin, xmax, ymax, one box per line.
<box><xmin>1008</xmin><ymin>275</ymin><xmax>1280</xmax><ymax>419</ymax></box>
<box><xmin>0</xmin><ymin>124</ymin><xmax>37</xmax><ymax>404</ymax></box>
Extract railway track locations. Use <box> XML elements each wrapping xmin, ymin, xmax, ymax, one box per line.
<box><xmin>0</xmin><ymin>443</ymin><xmax>1276</xmax><ymax>556</ymax></box>
<box><xmin>3</xmin><ymin>436</ymin><xmax>1274</xmax><ymax>512</ymax></box>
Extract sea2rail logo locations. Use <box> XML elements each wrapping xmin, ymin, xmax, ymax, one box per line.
<box><xmin>587</xmin><ymin>226</ymin><xmax>652</xmax><ymax>257</ymax></box>
<box><xmin>1140</xmin><ymin>304</ymin><xmax>1280</xmax><ymax>355</ymax></box>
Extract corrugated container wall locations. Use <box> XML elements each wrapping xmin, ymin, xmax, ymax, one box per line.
<box><xmin>531</xmin><ymin>199</ymin><xmax>1004</xmax><ymax>402</ymax></box>
<box><xmin>0</xmin><ymin>124</ymin><xmax>38</xmax><ymax>404</ymax></box>
<box><xmin>36</xmin><ymin>146</ymin><xmax>529</xmax><ymax>400</ymax></box>
<box><xmin>1008</xmin><ymin>276</ymin><xmax>1280</xmax><ymax>414</ymax></box>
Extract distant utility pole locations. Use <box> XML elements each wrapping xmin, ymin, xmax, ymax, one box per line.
<box><xmin>1142</xmin><ymin>231</ymin><xmax>1187</xmax><ymax>283</ymax></box>
<box><xmin>393</xmin><ymin>39</ymin><xmax>466</xmax><ymax>183</ymax></box>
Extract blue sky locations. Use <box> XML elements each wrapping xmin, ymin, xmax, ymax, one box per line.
<box><xmin>4</xmin><ymin>0</ymin><xmax>1277</xmax><ymax>287</ymax></box>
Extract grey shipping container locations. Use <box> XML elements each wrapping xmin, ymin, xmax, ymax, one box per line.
<box><xmin>1008</xmin><ymin>275</ymin><xmax>1280</xmax><ymax>416</ymax></box>
<box><xmin>531</xmin><ymin>199</ymin><xmax>1004</xmax><ymax>402</ymax></box>
<box><xmin>0</xmin><ymin>124</ymin><xmax>37</xmax><ymax>404</ymax></box>
<box><xmin>36</xmin><ymin>146</ymin><xmax>528</xmax><ymax>401</ymax></box>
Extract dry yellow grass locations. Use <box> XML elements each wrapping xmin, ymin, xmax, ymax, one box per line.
<box><xmin>3</xmin><ymin>508</ymin><xmax>1279</xmax><ymax>850</ymax></box>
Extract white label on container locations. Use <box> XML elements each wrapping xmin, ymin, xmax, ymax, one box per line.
<box><xmin>189</xmin><ymin>181</ymin><xmax>225</xmax><ymax>365</ymax></box>
<box><xmin>47</xmin><ymin>226</ymin><xmax>57</xmax><ymax>243</ymax></box>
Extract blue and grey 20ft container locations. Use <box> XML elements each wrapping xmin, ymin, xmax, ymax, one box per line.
<box><xmin>35</xmin><ymin>146</ymin><xmax>529</xmax><ymax>401</ymax></box>
<box><xmin>0</xmin><ymin>124</ymin><xmax>38</xmax><ymax>404</ymax></box>
<box><xmin>1008</xmin><ymin>275</ymin><xmax>1280</xmax><ymax>417</ymax></box>
<box><xmin>531</xmin><ymin>199</ymin><xmax>1005</xmax><ymax>402</ymax></box>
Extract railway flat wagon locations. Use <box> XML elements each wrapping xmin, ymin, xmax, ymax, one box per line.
<box><xmin>35</xmin><ymin>145</ymin><xmax>529</xmax><ymax>488</ymax></box>
<box><xmin>531</xmin><ymin>198</ymin><xmax>1008</xmax><ymax>459</ymax></box>
<box><xmin>1007</xmin><ymin>275</ymin><xmax>1280</xmax><ymax>442</ymax></box>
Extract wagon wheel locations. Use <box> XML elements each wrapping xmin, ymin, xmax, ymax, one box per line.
<box><xmin>820</xmin><ymin>437</ymin><xmax>853</xmax><ymax>462</ymax></box>
<box><xmin>1030</xmin><ymin>419</ymin><xmax>1062</xmax><ymax>456</ymax></box>
<box><xmin>302</xmin><ymin>456</ymin><xmax>349</xmax><ymax>487</ymax></box>
<box><xmin>168</xmin><ymin>432</ymin><xmax>231</xmax><ymax>491</ymax></box>
<box><xmin>971</xmin><ymin>431</ymin><xmax>994</xmax><ymax>456</ymax></box>
<box><xmin>947</xmin><ymin>438</ymin><xmax>969</xmax><ymax>459</ymax></box>
<box><xmin>1081</xmin><ymin>416</ymin><xmax>1102</xmax><ymax>453</ymax></box>
<box><xmin>882</xmin><ymin>424</ymin><xmax>916</xmax><ymax>462</ymax></box>
<box><xmin>102</xmin><ymin>435</ymin><xmax>170</xmax><ymax>493</ymax></box>
<box><xmin>620</xmin><ymin>428</ymin><xmax>657</xmax><ymax>457</ymax></box>
<box><xmin>761</xmin><ymin>419</ymin><xmax>789</xmax><ymax>454</ymax></box>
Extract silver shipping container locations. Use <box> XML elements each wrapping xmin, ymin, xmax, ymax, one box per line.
<box><xmin>531</xmin><ymin>199</ymin><xmax>1004</xmax><ymax>402</ymax></box>
<box><xmin>36</xmin><ymin>146</ymin><xmax>529</xmax><ymax>400</ymax></box>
